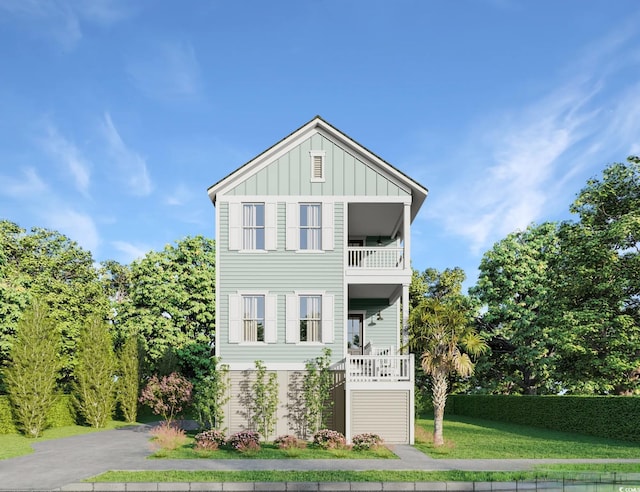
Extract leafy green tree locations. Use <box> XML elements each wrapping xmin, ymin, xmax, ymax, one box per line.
<box><xmin>251</xmin><ymin>360</ymin><xmax>279</xmax><ymax>439</ymax></box>
<box><xmin>409</xmin><ymin>268</ymin><xmax>487</xmax><ymax>446</ymax></box>
<box><xmin>73</xmin><ymin>316</ymin><xmax>117</xmax><ymax>428</ymax></box>
<box><xmin>0</xmin><ymin>221</ymin><xmax>108</xmax><ymax>384</ymax></box>
<box><xmin>116</xmin><ymin>236</ymin><xmax>216</xmax><ymax>376</ymax></box>
<box><xmin>3</xmin><ymin>297</ymin><xmax>60</xmax><ymax>437</ymax></box>
<box><xmin>470</xmin><ymin>223</ymin><xmax>560</xmax><ymax>394</ymax></box>
<box><xmin>551</xmin><ymin>156</ymin><xmax>640</xmax><ymax>394</ymax></box>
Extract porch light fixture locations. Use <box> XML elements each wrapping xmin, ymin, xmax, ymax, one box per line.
<box><xmin>376</xmin><ymin>236</ymin><xmax>382</xmax><ymax>246</ymax></box>
<box><xmin>377</xmin><ymin>311</ymin><xmax>383</xmax><ymax>321</ymax></box>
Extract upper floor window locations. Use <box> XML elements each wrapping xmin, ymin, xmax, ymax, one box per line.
<box><xmin>242</xmin><ymin>295</ymin><xmax>264</xmax><ymax>342</ymax></box>
<box><xmin>243</xmin><ymin>203</ymin><xmax>265</xmax><ymax>250</ymax></box>
<box><xmin>299</xmin><ymin>295</ymin><xmax>321</xmax><ymax>342</ymax></box>
<box><xmin>299</xmin><ymin>203</ymin><xmax>321</xmax><ymax>250</ymax></box>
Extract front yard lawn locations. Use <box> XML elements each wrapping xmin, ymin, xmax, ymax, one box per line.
<box><xmin>415</xmin><ymin>414</ymin><xmax>640</xmax><ymax>459</ymax></box>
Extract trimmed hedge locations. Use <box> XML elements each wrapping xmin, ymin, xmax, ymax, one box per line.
<box><xmin>0</xmin><ymin>394</ymin><xmax>76</xmax><ymax>434</ymax></box>
<box><xmin>447</xmin><ymin>395</ymin><xmax>640</xmax><ymax>443</ymax></box>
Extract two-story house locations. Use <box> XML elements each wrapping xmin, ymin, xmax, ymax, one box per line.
<box><xmin>207</xmin><ymin>116</ymin><xmax>427</xmax><ymax>444</ymax></box>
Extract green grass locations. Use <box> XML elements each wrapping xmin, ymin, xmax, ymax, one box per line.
<box><xmin>0</xmin><ymin>420</ymin><xmax>141</xmax><ymax>460</ymax></box>
<box><xmin>415</xmin><ymin>414</ymin><xmax>640</xmax><ymax>459</ymax></box>
<box><xmin>88</xmin><ymin>466</ymin><xmax>640</xmax><ymax>483</ymax></box>
<box><xmin>151</xmin><ymin>438</ymin><xmax>396</xmax><ymax>460</ymax></box>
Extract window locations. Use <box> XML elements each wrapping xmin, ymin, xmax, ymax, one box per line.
<box><xmin>242</xmin><ymin>295</ymin><xmax>265</xmax><ymax>342</ymax></box>
<box><xmin>242</xmin><ymin>203</ymin><xmax>264</xmax><ymax>250</ymax></box>
<box><xmin>286</xmin><ymin>293</ymin><xmax>333</xmax><ymax>344</ymax></box>
<box><xmin>310</xmin><ymin>151</ymin><xmax>325</xmax><ymax>182</ymax></box>
<box><xmin>299</xmin><ymin>204</ymin><xmax>321</xmax><ymax>250</ymax></box>
<box><xmin>299</xmin><ymin>295</ymin><xmax>321</xmax><ymax>342</ymax></box>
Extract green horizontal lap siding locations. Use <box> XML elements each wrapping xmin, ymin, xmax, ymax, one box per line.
<box><xmin>228</xmin><ymin>135</ymin><xmax>409</xmax><ymax>197</ymax></box>
<box><xmin>348</xmin><ymin>299</ymin><xmax>398</xmax><ymax>350</ymax></box>
<box><xmin>218</xmin><ymin>202</ymin><xmax>344</xmax><ymax>364</ymax></box>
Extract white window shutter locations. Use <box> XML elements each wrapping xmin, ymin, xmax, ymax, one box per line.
<box><xmin>286</xmin><ymin>202</ymin><xmax>299</xmax><ymax>251</ymax></box>
<box><xmin>265</xmin><ymin>201</ymin><xmax>277</xmax><ymax>251</ymax></box>
<box><xmin>228</xmin><ymin>294</ymin><xmax>241</xmax><ymax>343</ymax></box>
<box><xmin>321</xmin><ymin>294</ymin><xmax>334</xmax><ymax>343</ymax></box>
<box><xmin>228</xmin><ymin>202</ymin><xmax>241</xmax><ymax>251</ymax></box>
<box><xmin>286</xmin><ymin>294</ymin><xmax>299</xmax><ymax>343</ymax></box>
<box><xmin>322</xmin><ymin>202</ymin><xmax>334</xmax><ymax>251</ymax></box>
<box><xmin>265</xmin><ymin>294</ymin><xmax>277</xmax><ymax>343</ymax></box>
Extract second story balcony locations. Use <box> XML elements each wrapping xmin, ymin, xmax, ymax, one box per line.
<box><xmin>347</xmin><ymin>246</ymin><xmax>404</xmax><ymax>270</ymax></box>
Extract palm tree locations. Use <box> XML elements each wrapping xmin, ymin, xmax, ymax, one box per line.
<box><xmin>409</xmin><ymin>297</ymin><xmax>487</xmax><ymax>446</ymax></box>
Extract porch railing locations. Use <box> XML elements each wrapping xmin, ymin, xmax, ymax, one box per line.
<box><xmin>347</xmin><ymin>247</ymin><xmax>404</xmax><ymax>269</ymax></box>
<box><xmin>345</xmin><ymin>354</ymin><xmax>413</xmax><ymax>382</ymax></box>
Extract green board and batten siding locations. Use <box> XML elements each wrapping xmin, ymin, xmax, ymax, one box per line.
<box><xmin>218</xmin><ymin>201</ymin><xmax>344</xmax><ymax>364</ymax></box>
<box><xmin>226</xmin><ymin>134</ymin><xmax>410</xmax><ymax>198</ymax></box>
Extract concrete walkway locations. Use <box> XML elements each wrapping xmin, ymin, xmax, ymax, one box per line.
<box><xmin>1</xmin><ymin>425</ymin><xmax>639</xmax><ymax>491</ymax></box>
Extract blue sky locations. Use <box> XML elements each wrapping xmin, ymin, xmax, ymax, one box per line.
<box><xmin>1</xmin><ymin>0</ymin><xmax>639</xmax><ymax>288</ymax></box>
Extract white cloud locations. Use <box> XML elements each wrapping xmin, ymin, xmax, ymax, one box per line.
<box><xmin>112</xmin><ymin>240</ymin><xmax>149</xmax><ymax>263</ymax></box>
<box><xmin>0</xmin><ymin>167</ymin><xmax>48</xmax><ymax>197</ymax></box>
<box><xmin>42</xmin><ymin>207</ymin><xmax>100</xmax><ymax>254</ymax></box>
<box><xmin>101</xmin><ymin>112</ymin><xmax>153</xmax><ymax>196</ymax></box>
<box><xmin>166</xmin><ymin>183</ymin><xmax>192</xmax><ymax>206</ymax></box>
<box><xmin>40</xmin><ymin>123</ymin><xmax>91</xmax><ymax>196</ymax></box>
<box><xmin>127</xmin><ymin>41</ymin><xmax>203</xmax><ymax>101</ymax></box>
<box><xmin>424</xmin><ymin>21</ymin><xmax>640</xmax><ymax>255</ymax></box>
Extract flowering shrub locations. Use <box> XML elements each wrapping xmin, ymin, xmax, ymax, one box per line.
<box><xmin>226</xmin><ymin>430</ymin><xmax>260</xmax><ymax>453</ymax></box>
<box><xmin>274</xmin><ymin>434</ymin><xmax>306</xmax><ymax>450</ymax></box>
<box><xmin>149</xmin><ymin>421</ymin><xmax>188</xmax><ymax>451</ymax></box>
<box><xmin>139</xmin><ymin>372</ymin><xmax>193</xmax><ymax>422</ymax></box>
<box><xmin>352</xmin><ymin>433</ymin><xmax>383</xmax><ymax>450</ymax></box>
<box><xmin>312</xmin><ymin>429</ymin><xmax>346</xmax><ymax>449</ymax></box>
<box><xmin>194</xmin><ymin>429</ymin><xmax>227</xmax><ymax>451</ymax></box>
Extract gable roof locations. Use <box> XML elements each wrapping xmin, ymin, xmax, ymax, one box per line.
<box><xmin>207</xmin><ymin>116</ymin><xmax>428</xmax><ymax>221</ymax></box>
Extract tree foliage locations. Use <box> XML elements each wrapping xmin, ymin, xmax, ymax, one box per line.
<box><xmin>303</xmin><ymin>348</ymin><xmax>333</xmax><ymax>436</ymax></box>
<box><xmin>0</xmin><ymin>221</ymin><xmax>108</xmax><ymax>385</ymax></box>
<box><xmin>139</xmin><ymin>372</ymin><xmax>193</xmax><ymax>423</ymax></box>
<box><xmin>251</xmin><ymin>360</ymin><xmax>279</xmax><ymax>439</ymax></box>
<box><xmin>114</xmin><ymin>236</ymin><xmax>216</xmax><ymax>376</ymax></box>
<box><xmin>116</xmin><ymin>333</ymin><xmax>141</xmax><ymax>423</ymax></box>
<box><xmin>192</xmin><ymin>357</ymin><xmax>230</xmax><ymax>431</ymax></box>
<box><xmin>73</xmin><ymin>315</ymin><xmax>117</xmax><ymax>428</ymax></box>
<box><xmin>471</xmin><ymin>222</ymin><xmax>560</xmax><ymax>394</ymax></box>
<box><xmin>3</xmin><ymin>297</ymin><xmax>60</xmax><ymax>437</ymax></box>
<box><xmin>550</xmin><ymin>156</ymin><xmax>640</xmax><ymax>394</ymax></box>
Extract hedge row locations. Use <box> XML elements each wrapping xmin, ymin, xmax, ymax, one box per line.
<box><xmin>0</xmin><ymin>395</ymin><xmax>76</xmax><ymax>434</ymax></box>
<box><xmin>447</xmin><ymin>395</ymin><xmax>640</xmax><ymax>443</ymax></box>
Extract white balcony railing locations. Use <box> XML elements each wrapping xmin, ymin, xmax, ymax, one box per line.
<box><xmin>345</xmin><ymin>354</ymin><xmax>413</xmax><ymax>382</ymax></box>
<box><xmin>347</xmin><ymin>247</ymin><xmax>404</xmax><ymax>269</ymax></box>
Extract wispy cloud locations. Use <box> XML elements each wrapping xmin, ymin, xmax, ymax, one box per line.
<box><xmin>0</xmin><ymin>0</ymin><xmax>132</xmax><ymax>50</ymax></box>
<box><xmin>166</xmin><ymin>183</ymin><xmax>192</xmax><ymax>206</ymax></box>
<box><xmin>40</xmin><ymin>123</ymin><xmax>91</xmax><ymax>196</ymax></box>
<box><xmin>0</xmin><ymin>167</ymin><xmax>48</xmax><ymax>197</ymax></box>
<box><xmin>42</xmin><ymin>207</ymin><xmax>100</xmax><ymax>254</ymax></box>
<box><xmin>126</xmin><ymin>41</ymin><xmax>203</xmax><ymax>101</ymax></box>
<box><xmin>424</xmin><ymin>20</ymin><xmax>640</xmax><ymax>255</ymax></box>
<box><xmin>101</xmin><ymin>112</ymin><xmax>153</xmax><ymax>196</ymax></box>
<box><xmin>112</xmin><ymin>240</ymin><xmax>150</xmax><ymax>263</ymax></box>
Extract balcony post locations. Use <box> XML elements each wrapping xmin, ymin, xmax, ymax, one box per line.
<box><xmin>403</xmin><ymin>202</ymin><xmax>411</xmax><ymax>270</ymax></box>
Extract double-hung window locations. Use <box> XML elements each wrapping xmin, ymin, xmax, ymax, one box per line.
<box><xmin>299</xmin><ymin>203</ymin><xmax>321</xmax><ymax>250</ymax></box>
<box><xmin>299</xmin><ymin>295</ymin><xmax>321</xmax><ymax>342</ymax></box>
<box><xmin>242</xmin><ymin>203</ymin><xmax>265</xmax><ymax>250</ymax></box>
<box><xmin>242</xmin><ymin>295</ymin><xmax>264</xmax><ymax>342</ymax></box>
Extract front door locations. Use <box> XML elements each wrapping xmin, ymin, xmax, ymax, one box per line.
<box><xmin>347</xmin><ymin>313</ymin><xmax>364</xmax><ymax>355</ymax></box>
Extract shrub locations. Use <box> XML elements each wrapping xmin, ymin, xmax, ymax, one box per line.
<box><xmin>3</xmin><ymin>298</ymin><xmax>60</xmax><ymax>438</ymax></box>
<box><xmin>116</xmin><ymin>334</ymin><xmax>140</xmax><ymax>424</ymax></box>
<box><xmin>139</xmin><ymin>372</ymin><xmax>193</xmax><ymax>423</ymax></box>
<box><xmin>312</xmin><ymin>429</ymin><xmax>346</xmax><ymax>449</ymax></box>
<box><xmin>226</xmin><ymin>430</ymin><xmax>260</xmax><ymax>453</ymax></box>
<box><xmin>251</xmin><ymin>361</ymin><xmax>279</xmax><ymax>439</ymax></box>
<box><xmin>149</xmin><ymin>421</ymin><xmax>188</xmax><ymax>451</ymax></box>
<box><xmin>194</xmin><ymin>429</ymin><xmax>226</xmax><ymax>451</ymax></box>
<box><xmin>352</xmin><ymin>433</ymin><xmax>383</xmax><ymax>450</ymax></box>
<box><xmin>192</xmin><ymin>360</ymin><xmax>230</xmax><ymax>431</ymax></box>
<box><xmin>274</xmin><ymin>434</ymin><xmax>306</xmax><ymax>450</ymax></box>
